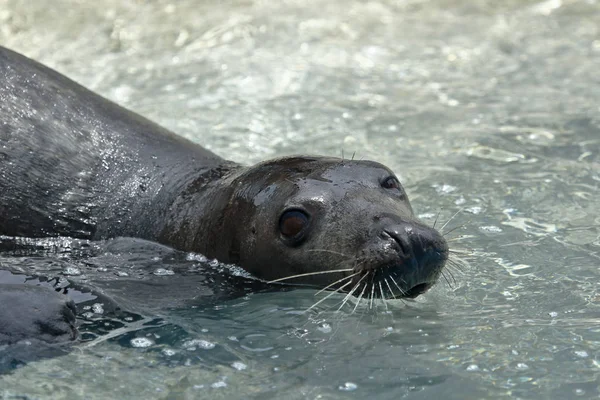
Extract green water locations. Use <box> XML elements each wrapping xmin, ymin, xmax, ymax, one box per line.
<box><xmin>1</xmin><ymin>0</ymin><xmax>599</xmax><ymax>398</ymax></box>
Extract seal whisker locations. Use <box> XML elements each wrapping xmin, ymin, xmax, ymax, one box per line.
<box><xmin>351</xmin><ymin>280</ymin><xmax>368</xmax><ymax>315</ymax></box>
<box><xmin>384</xmin><ymin>278</ymin><xmax>394</xmax><ymax>300</ymax></box>
<box><xmin>440</xmin><ymin>207</ymin><xmax>464</xmax><ymax>232</ymax></box>
<box><xmin>448</xmin><ymin>254</ymin><xmax>471</xmax><ymax>272</ymax></box>
<box><xmin>306</xmin><ymin>279</ymin><xmax>354</xmax><ymax>312</ymax></box>
<box><xmin>313</xmin><ymin>272</ymin><xmax>359</xmax><ymax>297</ymax></box>
<box><xmin>268</xmin><ymin>268</ymin><xmax>353</xmax><ymax>283</ymax></box>
<box><xmin>388</xmin><ymin>275</ymin><xmax>406</xmax><ymax>296</ymax></box>
<box><xmin>445</xmin><ymin>261</ymin><xmax>463</xmax><ymax>275</ymax></box>
<box><xmin>393</xmin><ymin>271</ymin><xmax>408</xmax><ymax>286</ymax></box>
<box><xmin>442</xmin><ymin>224</ymin><xmax>468</xmax><ymax>237</ymax></box>
<box><xmin>447</xmin><ymin>259</ymin><xmax>464</xmax><ymax>272</ymax></box>
<box><xmin>432</xmin><ymin>210</ymin><xmax>442</xmax><ymax>229</ymax></box>
<box><xmin>445</xmin><ymin>267</ymin><xmax>457</xmax><ymax>286</ymax></box>
<box><xmin>384</xmin><ymin>278</ymin><xmax>406</xmax><ymax>304</ymax></box>
<box><xmin>369</xmin><ymin>280</ymin><xmax>376</xmax><ymax>310</ymax></box>
<box><xmin>448</xmin><ymin>248</ymin><xmax>473</xmax><ymax>254</ymax></box>
<box><xmin>378</xmin><ymin>282</ymin><xmax>389</xmax><ymax>310</ymax></box>
<box><xmin>337</xmin><ymin>273</ymin><xmax>368</xmax><ymax>311</ymax></box>
<box><xmin>447</xmin><ymin>236</ymin><xmax>469</xmax><ymax>242</ymax></box>
<box><xmin>440</xmin><ymin>270</ymin><xmax>453</xmax><ymax>288</ymax></box>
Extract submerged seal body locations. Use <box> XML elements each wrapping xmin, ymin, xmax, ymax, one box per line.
<box><xmin>0</xmin><ymin>46</ymin><xmax>448</xmax><ymax>343</ymax></box>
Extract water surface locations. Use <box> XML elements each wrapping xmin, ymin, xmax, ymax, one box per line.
<box><xmin>0</xmin><ymin>0</ymin><xmax>599</xmax><ymax>398</ymax></box>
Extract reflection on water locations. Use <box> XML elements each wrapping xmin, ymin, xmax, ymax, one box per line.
<box><xmin>1</xmin><ymin>0</ymin><xmax>599</xmax><ymax>398</ymax></box>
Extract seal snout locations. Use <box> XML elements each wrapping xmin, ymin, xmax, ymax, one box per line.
<box><xmin>383</xmin><ymin>221</ymin><xmax>448</xmax><ymax>265</ymax></box>
<box><xmin>352</xmin><ymin>219</ymin><xmax>448</xmax><ymax>299</ymax></box>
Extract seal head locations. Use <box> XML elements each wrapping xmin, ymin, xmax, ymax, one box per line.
<box><xmin>182</xmin><ymin>156</ymin><xmax>448</xmax><ymax>299</ymax></box>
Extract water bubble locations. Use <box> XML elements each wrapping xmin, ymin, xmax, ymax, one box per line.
<box><xmin>63</xmin><ymin>266</ymin><xmax>82</xmax><ymax>276</ymax></box>
<box><xmin>162</xmin><ymin>349</ymin><xmax>177</xmax><ymax>356</ymax></box>
<box><xmin>91</xmin><ymin>303</ymin><xmax>104</xmax><ymax>314</ymax></box>
<box><xmin>465</xmin><ymin>206</ymin><xmax>483</xmax><ymax>214</ymax></box>
<box><xmin>131</xmin><ymin>338</ymin><xmax>153</xmax><ymax>348</ymax></box>
<box><xmin>480</xmin><ymin>225</ymin><xmax>502</xmax><ymax>233</ymax></box>
<box><xmin>153</xmin><ymin>268</ymin><xmax>175</xmax><ymax>276</ymax></box>
<box><xmin>186</xmin><ymin>253</ymin><xmax>208</xmax><ymax>262</ymax></box>
<box><xmin>232</xmin><ymin>361</ymin><xmax>247</xmax><ymax>371</ymax></box>
<box><xmin>339</xmin><ymin>382</ymin><xmax>358</xmax><ymax>391</ymax></box>
<box><xmin>317</xmin><ymin>323</ymin><xmax>332</xmax><ymax>333</ymax></box>
<box><xmin>433</xmin><ymin>183</ymin><xmax>457</xmax><ymax>195</ymax></box>
<box><xmin>418</xmin><ymin>212</ymin><xmax>436</xmax><ymax>219</ymax></box>
<box><xmin>240</xmin><ymin>334</ymin><xmax>274</xmax><ymax>352</ymax></box>
<box><xmin>182</xmin><ymin>339</ymin><xmax>215</xmax><ymax>350</ymax></box>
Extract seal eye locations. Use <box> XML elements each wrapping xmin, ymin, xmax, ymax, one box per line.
<box><xmin>279</xmin><ymin>210</ymin><xmax>309</xmax><ymax>242</ymax></box>
<box><xmin>382</xmin><ymin>176</ymin><xmax>401</xmax><ymax>190</ymax></box>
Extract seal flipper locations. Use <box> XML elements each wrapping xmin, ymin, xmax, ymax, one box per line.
<box><xmin>0</xmin><ymin>284</ymin><xmax>78</xmax><ymax>345</ymax></box>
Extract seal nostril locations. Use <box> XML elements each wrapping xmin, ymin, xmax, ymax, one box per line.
<box><xmin>383</xmin><ymin>228</ymin><xmax>410</xmax><ymax>257</ymax></box>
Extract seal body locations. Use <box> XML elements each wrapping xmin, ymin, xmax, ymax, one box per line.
<box><xmin>0</xmin><ymin>47</ymin><xmax>225</xmax><ymax>242</ymax></box>
<box><xmin>0</xmin><ymin>283</ymin><xmax>77</xmax><ymax>345</ymax></box>
<box><xmin>0</xmin><ymin>46</ymin><xmax>448</xmax><ymax>343</ymax></box>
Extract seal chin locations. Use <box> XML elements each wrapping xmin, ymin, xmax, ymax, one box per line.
<box><xmin>396</xmin><ymin>282</ymin><xmax>432</xmax><ymax>299</ymax></box>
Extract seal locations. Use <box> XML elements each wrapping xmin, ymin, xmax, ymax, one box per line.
<box><xmin>0</xmin><ymin>283</ymin><xmax>77</xmax><ymax>345</ymax></box>
<box><xmin>0</xmin><ymin>46</ymin><xmax>448</xmax><ymax>342</ymax></box>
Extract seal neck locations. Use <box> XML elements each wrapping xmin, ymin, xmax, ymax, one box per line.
<box><xmin>157</xmin><ymin>162</ymin><xmax>243</xmax><ymax>255</ymax></box>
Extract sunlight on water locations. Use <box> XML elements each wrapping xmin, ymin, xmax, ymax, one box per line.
<box><xmin>1</xmin><ymin>0</ymin><xmax>599</xmax><ymax>398</ymax></box>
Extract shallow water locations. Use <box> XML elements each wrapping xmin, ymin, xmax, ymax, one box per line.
<box><xmin>1</xmin><ymin>0</ymin><xmax>599</xmax><ymax>398</ymax></box>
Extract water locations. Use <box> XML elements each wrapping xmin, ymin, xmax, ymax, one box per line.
<box><xmin>1</xmin><ymin>0</ymin><xmax>599</xmax><ymax>398</ymax></box>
